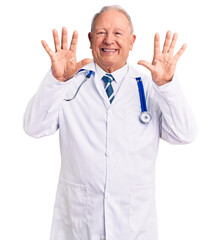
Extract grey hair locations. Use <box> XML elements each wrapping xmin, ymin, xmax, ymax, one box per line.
<box><xmin>91</xmin><ymin>5</ymin><xmax>134</xmax><ymax>33</ymax></box>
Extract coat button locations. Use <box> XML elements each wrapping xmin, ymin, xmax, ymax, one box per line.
<box><xmin>107</xmin><ymin>110</ymin><xmax>112</xmax><ymax>115</ymax></box>
<box><xmin>105</xmin><ymin>193</ymin><xmax>110</xmax><ymax>199</ymax></box>
<box><xmin>105</xmin><ymin>151</ymin><xmax>111</xmax><ymax>156</ymax></box>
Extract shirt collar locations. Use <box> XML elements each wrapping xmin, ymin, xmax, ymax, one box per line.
<box><xmin>95</xmin><ymin>61</ymin><xmax>129</xmax><ymax>83</ymax></box>
<box><xmin>81</xmin><ymin>59</ymin><xmax>129</xmax><ymax>83</ymax></box>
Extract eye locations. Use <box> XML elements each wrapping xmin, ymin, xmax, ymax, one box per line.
<box><xmin>115</xmin><ymin>32</ymin><xmax>123</xmax><ymax>37</ymax></box>
<box><xmin>97</xmin><ymin>31</ymin><xmax>106</xmax><ymax>35</ymax></box>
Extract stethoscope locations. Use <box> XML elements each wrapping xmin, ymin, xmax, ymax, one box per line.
<box><xmin>135</xmin><ymin>77</ymin><xmax>152</xmax><ymax>124</ymax></box>
<box><xmin>64</xmin><ymin>69</ymin><xmax>152</xmax><ymax>124</ymax></box>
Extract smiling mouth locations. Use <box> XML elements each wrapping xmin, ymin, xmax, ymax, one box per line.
<box><xmin>101</xmin><ymin>48</ymin><xmax>118</xmax><ymax>52</ymax></box>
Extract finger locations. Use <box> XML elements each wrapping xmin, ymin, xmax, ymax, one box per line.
<box><xmin>41</xmin><ymin>40</ymin><xmax>54</xmax><ymax>58</ymax></box>
<box><xmin>137</xmin><ymin>60</ymin><xmax>154</xmax><ymax>72</ymax></box>
<box><xmin>70</xmin><ymin>30</ymin><xmax>78</xmax><ymax>52</ymax></box>
<box><xmin>174</xmin><ymin>43</ymin><xmax>187</xmax><ymax>61</ymax></box>
<box><xmin>162</xmin><ymin>30</ymin><xmax>172</xmax><ymax>53</ymax></box>
<box><xmin>61</xmin><ymin>26</ymin><xmax>68</xmax><ymax>50</ymax></box>
<box><xmin>153</xmin><ymin>33</ymin><xmax>161</xmax><ymax>58</ymax></box>
<box><xmin>168</xmin><ymin>32</ymin><xmax>178</xmax><ymax>55</ymax></box>
<box><xmin>52</xmin><ymin>29</ymin><xmax>61</xmax><ymax>52</ymax></box>
<box><xmin>76</xmin><ymin>58</ymin><xmax>93</xmax><ymax>72</ymax></box>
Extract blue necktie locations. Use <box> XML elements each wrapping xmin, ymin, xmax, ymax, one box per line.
<box><xmin>102</xmin><ymin>74</ymin><xmax>115</xmax><ymax>104</ymax></box>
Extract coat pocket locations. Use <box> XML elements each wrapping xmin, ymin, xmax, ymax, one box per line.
<box><xmin>59</xmin><ymin>180</ymin><xmax>87</xmax><ymax>230</ymax></box>
<box><xmin>129</xmin><ymin>185</ymin><xmax>155</xmax><ymax>232</ymax></box>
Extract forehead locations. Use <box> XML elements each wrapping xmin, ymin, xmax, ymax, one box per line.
<box><xmin>93</xmin><ymin>9</ymin><xmax>130</xmax><ymax>30</ymax></box>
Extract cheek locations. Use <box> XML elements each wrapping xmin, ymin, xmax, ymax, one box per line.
<box><xmin>91</xmin><ymin>42</ymin><xmax>100</xmax><ymax>55</ymax></box>
<box><xmin>117</xmin><ymin>39</ymin><xmax>131</xmax><ymax>51</ymax></box>
<box><xmin>93</xmin><ymin>37</ymin><xmax>103</xmax><ymax>45</ymax></box>
<box><xmin>92</xmin><ymin>39</ymin><xmax>103</xmax><ymax>51</ymax></box>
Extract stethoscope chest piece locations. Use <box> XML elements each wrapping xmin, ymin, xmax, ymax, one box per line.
<box><xmin>140</xmin><ymin>111</ymin><xmax>151</xmax><ymax>124</ymax></box>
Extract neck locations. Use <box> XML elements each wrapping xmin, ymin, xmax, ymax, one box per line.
<box><xmin>96</xmin><ymin>62</ymin><xmax>127</xmax><ymax>73</ymax></box>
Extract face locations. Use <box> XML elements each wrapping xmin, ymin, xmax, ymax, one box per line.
<box><xmin>88</xmin><ymin>9</ymin><xmax>136</xmax><ymax>73</ymax></box>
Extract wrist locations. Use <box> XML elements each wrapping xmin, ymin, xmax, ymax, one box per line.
<box><xmin>154</xmin><ymin>79</ymin><xmax>172</xmax><ymax>86</ymax></box>
<box><xmin>53</xmin><ymin>76</ymin><xmax>68</xmax><ymax>82</ymax></box>
<box><xmin>52</xmin><ymin>71</ymin><xmax>68</xmax><ymax>82</ymax></box>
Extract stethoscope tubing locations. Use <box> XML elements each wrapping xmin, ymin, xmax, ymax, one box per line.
<box><xmin>64</xmin><ymin>70</ymin><xmax>93</xmax><ymax>102</ymax></box>
<box><xmin>64</xmin><ymin>70</ymin><xmax>151</xmax><ymax>124</ymax></box>
<box><xmin>136</xmin><ymin>77</ymin><xmax>147</xmax><ymax>112</ymax></box>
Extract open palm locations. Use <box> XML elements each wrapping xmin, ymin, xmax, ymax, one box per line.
<box><xmin>41</xmin><ymin>27</ymin><xmax>92</xmax><ymax>82</ymax></box>
<box><xmin>138</xmin><ymin>31</ymin><xmax>187</xmax><ymax>86</ymax></box>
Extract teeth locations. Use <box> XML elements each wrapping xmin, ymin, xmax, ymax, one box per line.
<box><xmin>103</xmin><ymin>49</ymin><xmax>116</xmax><ymax>52</ymax></box>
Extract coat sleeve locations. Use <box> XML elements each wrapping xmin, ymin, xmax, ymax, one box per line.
<box><xmin>23</xmin><ymin>70</ymin><xmax>72</xmax><ymax>138</ymax></box>
<box><xmin>152</xmin><ymin>75</ymin><xmax>198</xmax><ymax>144</ymax></box>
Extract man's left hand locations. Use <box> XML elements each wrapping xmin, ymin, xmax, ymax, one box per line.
<box><xmin>138</xmin><ymin>31</ymin><xmax>187</xmax><ymax>86</ymax></box>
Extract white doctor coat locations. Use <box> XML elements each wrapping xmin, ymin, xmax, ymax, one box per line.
<box><xmin>24</xmin><ymin>61</ymin><xmax>197</xmax><ymax>240</ymax></box>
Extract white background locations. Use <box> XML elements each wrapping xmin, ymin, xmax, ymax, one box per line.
<box><xmin>0</xmin><ymin>0</ymin><xmax>220</xmax><ymax>239</ymax></box>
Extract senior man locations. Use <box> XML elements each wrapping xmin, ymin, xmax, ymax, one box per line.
<box><xmin>24</xmin><ymin>5</ymin><xmax>197</xmax><ymax>240</ymax></box>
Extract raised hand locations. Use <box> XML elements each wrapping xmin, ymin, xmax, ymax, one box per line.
<box><xmin>138</xmin><ymin>31</ymin><xmax>187</xmax><ymax>86</ymax></box>
<box><xmin>41</xmin><ymin>27</ymin><xmax>92</xmax><ymax>82</ymax></box>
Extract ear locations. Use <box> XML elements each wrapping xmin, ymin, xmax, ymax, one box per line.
<box><xmin>88</xmin><ymin>32</ymin><xmax>92</xmax><ymax>49</ymax></box>
<box><xmin>129</xmin><ymin>34</ymin><xmax>136</xmax><ymax>51</ymax></box>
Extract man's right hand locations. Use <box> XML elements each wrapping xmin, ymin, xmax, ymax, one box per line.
<box><xmin>41</xmin><ymin>27</ymin><xmax>92</xmax><ymax>82</ymax></box>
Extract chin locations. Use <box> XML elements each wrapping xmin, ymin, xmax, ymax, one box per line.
<box><xmin>100</xmin><ymin>59</ymin><xmax>115</xmax><ymax>67</ymax></box>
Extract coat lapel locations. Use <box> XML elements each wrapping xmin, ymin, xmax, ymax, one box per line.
<box><xmin>83</xmin><ymin>61</ymin><xmax>110</xmax><ymax>109</ymax></box>
<box><xmin>94</xmin><ymin>73</ymin><xmax>110</xmax><ymax>109</ymax></box>
<box><xmin>111</xmin><ymin>64</ymin><xmax>139</xmax><ymax>107</ymax></box>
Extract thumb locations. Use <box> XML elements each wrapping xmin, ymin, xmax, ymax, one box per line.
<box><xmin>76</xmin><ymin>58</ymin><xmax>93</xmax><ymax>72</ymax></box>
<box><xmin>138</xmin><ymin>60</ymin><xmax>154</xmax><ymax>72</ymax></box>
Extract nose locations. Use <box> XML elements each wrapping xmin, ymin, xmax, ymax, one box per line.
<box><xmin>104</xmin><ymin>33</ymin><xmax>114</xmax><ymax>45</ymax></box>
